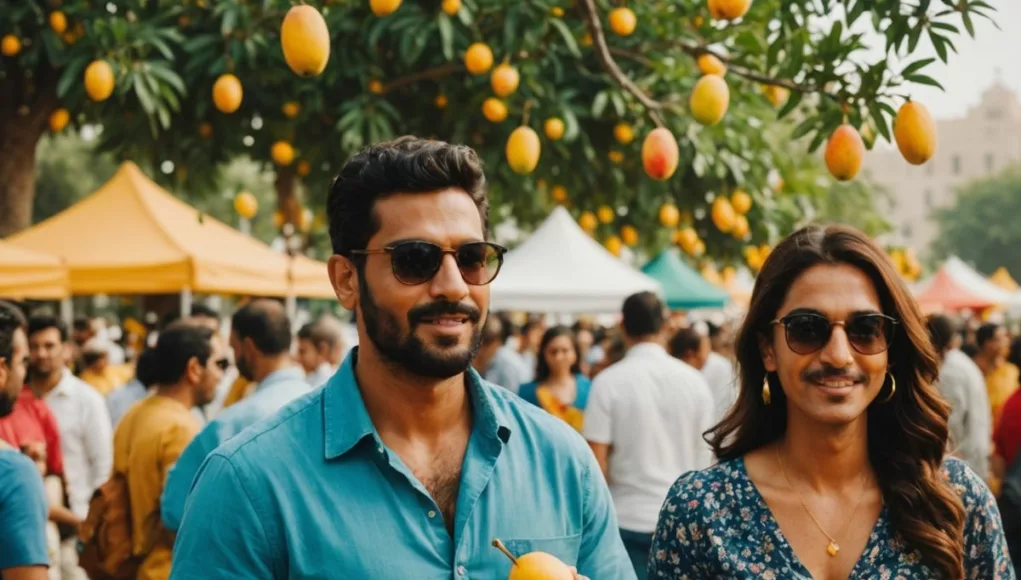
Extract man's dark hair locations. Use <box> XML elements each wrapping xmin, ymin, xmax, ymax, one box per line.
<box><xmin>152</xmin><ymin>323</ymin><xmax>215</xmax><ymax>385</ymax></box>
<box><xmin>926</xmin><ymin>314</ymin><xmax>957</xmax><ymax>354</ymax></box>
<box><xmin>27</xmin><ymin>314</ymin><xmax>69</xmax><ymax>343</ymax></box>
<box><xmin>297</xmin><ymin>319</ymin><xmax>340</xmax><ymax>348</ymax></box>
<box><xmin>189</xmin><ymin>303</ymin><xmax>219</xmax><ymax>320</ymax></box>
<box><xmin>134</xmin><ymin>348</ymin><xmax>160</xmax><ymax>388</ymax></box>
<box><xmin>706</xmin><ymin>321</ymin><xmax>722</xmax><ymax>339</ymax></box>
<box><xmin>231</xmin><ymin>299</ymin><xmax>291</xmax><ymax>356</ymax></box>
<box><xmin>327</xmin><ymin>136</ymin><xmax>489</xmax><ymax>257</ymax></box>
<box><xmin>621</xmin><ymin>291</ymin><xmax>665</xmax><ymax>338</ymax></box>
<box><xmin>0</xmin><ymin>301</ymin><xmax>27</xmax><ymax>362</ymax></box>
<box><xmin>481</xmin><ymin>314</ymin><xmax>505</xmax><ymax>347</ymax></box>
<box><xmin>962</xmin><ymin>342</ymin><xmax>979</xmax><ymax>358</ymax></box>
<box><xmin>669</xmin><ymin>327</ymin><xmax>704</xmax><ymax>359</ymax></box>
<box><xmin>72</xmin><ymin>316</ymin><xmax>91</xmax><ymax>332</ymax></box>
<box><xmin>976</xmin><ymin>323</ymin><xmax>1000</xmax><ymax>348</ymax></box>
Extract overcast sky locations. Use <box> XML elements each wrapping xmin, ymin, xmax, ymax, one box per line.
<box><xmin>887</xmin><ymin>1</ymin><xmax>1019</xmax><ymax>119</ymax></box>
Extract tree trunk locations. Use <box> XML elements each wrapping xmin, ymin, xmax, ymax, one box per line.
<box><xmin>0</xmin><ymin>62</ymin><xmax>58</xmax><ymax>237</ymax></box>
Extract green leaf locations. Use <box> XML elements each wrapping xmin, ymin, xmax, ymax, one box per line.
<box><xmin>868</xmin><ymin>102</ymin><xmax>891</xmax><ymax>142</ymax></box>
<box><xmin>962</xmin><ymin>11</ymin><xmax>975</xmax><ymax>37</ymax></box>
<box><xmin>57</xmin><ymin>56</ymin><xmax>90</xmax><ymax>99</ymax></box>
<box><xmin>901</xmin><ymin>57</ymin><xmax>935</xmax><ymax>77</ymax></box>
<box><xmin>592</xmin><ymin>91</ymin><xmax>608</xmax><ymax>118</ymax></box>
<box><xmin>147</xmin><ymin>63</ymin><xmax>186</xmax><ymax>95</ymax></box>
<box><xmin>438</xmin><ymin>15</ymin><xmax>454</xmax><ymax>61</ymax></box>
<box><xmin>776</xmin><ymin>90</ymin><xmax>803</xmax><ymax>120</ymax></box>
<box><xmin>807</xmin><ymin>129</ymin><xmax>828</xmax><ymax>154</ymax></box>
<box><xmin>221</xmin><ymin>8</ymin><xmax>238</xmax><ymax>36</ymax></box>
<box><xmin>610</xmin><ymin>92</ymin><xmax>625</xmax><ymax>118</ymax></box>
<box><xmin>904</xmin><ymin>74</ymin><xmax>944</xmax><ymax>90</ymax></box>
<box><xmin>931</xmin><ymin>32</ymin><xmax>949</xmax><ymax>63</ymax></box>
<box><xmin>549</xmin><ymin>18</ymin><xmax>580</xmax><ymax>58</ymax></box>
<box><xmin>134</xmin><ymin>74</ymin><xmax>157</xmax><ymax>115</ymax></box>
<box><xmin>908</xmin><ymin>25</ymin><xmax>922</xmax><ymax>52</ymax></box>
<box><xmin>790</xmin><ymin>117</ymin><xmax>816</xmax><ymax>141</ymax></box>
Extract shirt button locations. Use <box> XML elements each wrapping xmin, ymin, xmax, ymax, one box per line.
<box><xmin>427</xmin><ymin>510</ymin><xmax>437</xmax><ymax>519</ymax></box>
<box><xmin>456</xmin><ymin>565</ymin><xmax>466</xmax><ymax>576</ymax></box>
<box><xmin>377</xmin><ymin>446</ymin><xmax>384</xmax><ymax>454</ymax></box>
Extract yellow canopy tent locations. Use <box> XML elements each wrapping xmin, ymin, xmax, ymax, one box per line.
<box><xmin>7</xmin><ymin>162</ymin><xmax>334</xmax><ymax>299</ymax></box>
<box><xmin>0</xmin><ymin>240</ymin><xmax>69</xmax><ymax>300</ymax></box>
<box><xmin>990</xmin><ymin>267</ymin><xmax>1019</xmax><ymax>292</ymax></box>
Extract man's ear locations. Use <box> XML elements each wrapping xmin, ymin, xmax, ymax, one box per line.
<box><xmin>0</xmin><ymin>358</ymin><xmax>7</xmax><ymax>388</ymax></box>
<box><xmin>328</xmin><ymin>255</ymin><xmax>359</xmax><ymax>311</ymax></box>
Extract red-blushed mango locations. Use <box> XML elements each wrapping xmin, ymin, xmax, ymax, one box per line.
<box><xmin>641</xmin><ymin>127</ymin><xmax>679</xmax><ymax>181</ymax></box>
<box><xmin>690</xmin><ymin>75</ymin><xmax>730</xmax><ymax>126</ymax></box>
<box><xmin>894</xmin><ymin>100</ymin><xmax>937</xmax><ymax>165</ymax></box>
<box><xmin>824</xmin><ymin>124</ymin><xmax>865</xmax><ymax>181</ymax></box>
<box><xmin>506</xmin><ymin>126</ymin><xmax>541</xmax><ymax>174</ymax></box>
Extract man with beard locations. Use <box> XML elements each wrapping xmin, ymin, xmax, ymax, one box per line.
<box><xmin>111</xmin><ymin>323</ymin><xmax>226</xmax><ymax>580</ymax></box>
<box><xmin>160</xmin><ymin>299</ymin><xmax>308</xmax><ymax>531</ymax></box>
<box><xmin>25</xmin><ymin>315</ymin><xmax>112</xmax><ymax>580</ymax></box>
<box><xmin>171</xmin><ymin>137</ymin><xmax>633</xmax><ymax>579</ymax></box>
<box><xmin>0</xmin><ymin>300</ymin><xmax>50</xmax><ymax>579</ymax></box>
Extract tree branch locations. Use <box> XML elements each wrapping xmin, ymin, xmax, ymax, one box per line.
<box><xmin>380</xmin><ymin>62</ymin><xmax>464</xmax><ymax>94</ymax></box>
<box><xmin>579</xmin><ymin>0</ymin><xmax>666</xmax><ymax>127</ymax></box>
<box><xmin>608</xmin><ymin>46</ymin><xmax>655</xmax><ymax>68</ymax></box>
<box><xmin>673</xmin><ymin>42</ymin><xmax>827</xmax><ymax>95</ymax></box>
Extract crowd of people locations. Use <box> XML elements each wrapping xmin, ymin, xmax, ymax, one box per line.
<box><xmin>0</xmin><ymin>136</ymin><xmax>1017</xmax><ymax>579</ymax></box>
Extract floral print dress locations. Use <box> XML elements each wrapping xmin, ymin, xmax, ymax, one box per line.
<box><xmin>649</xmin><ymin>456</ymin><xmax>1015</xmax><ymax>579</ymax></box>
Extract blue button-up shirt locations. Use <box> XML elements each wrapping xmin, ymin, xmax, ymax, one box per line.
<box><xmin>170</xmin><ymin>349</ymin><xmax>635</xmax><ymax>579</ymax></box>
<box><xmin>161</xmin><ymin>366</ymin><xmax>310</xmax><ymax>531</ymax></box>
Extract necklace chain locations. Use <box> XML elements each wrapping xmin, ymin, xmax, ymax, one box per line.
<box><xmin>775</xmin><ymin>445</ymin><xmax>869</xmax><ymax>556</ymax></box>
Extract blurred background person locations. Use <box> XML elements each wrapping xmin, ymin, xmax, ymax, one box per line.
<box><xmin>518</xmin><ymin>326</ymin><xmax>591</xmax><ymax>431</ymax></box>
<box><xmin>973</xmin><ymin>323</ymin><xmax>1019</xmax><ymax>429</ymax></box>
<box><xmin>472</xmin><ymin>313</ymin><xmax>528</xmax><ymax>394</ymax></box>
<box><xmin>295</xmin><ymin>317</ymin><xmax>344</xmax><ymax>388</ymax></box>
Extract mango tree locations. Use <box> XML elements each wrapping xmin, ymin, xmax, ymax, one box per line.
<box><xmin>0</xmin><ymin>0</ymin><xmax>993</xmax><ymax>270</ymax></box>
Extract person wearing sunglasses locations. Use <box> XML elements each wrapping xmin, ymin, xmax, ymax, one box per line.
<box><xmin>649</xmin><ymin>224</ymin><xmax>1013</xmax><ymax>579</ymax></box>
<box><xmin>171</xmin><ymin>137</ymin><xmax>633</xmax><ymax>580</ymax></box>
<box><xmin>161</xmin><ymin>299</ymin><xmax>310</xmax><ymax>533</ymax></box>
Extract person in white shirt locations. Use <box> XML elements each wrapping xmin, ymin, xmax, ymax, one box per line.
<box><xmin>583</xmin><ymin>292</ymin><xmax>715</xmax><ymax>580</ymax></box>
<box><xmin>295</xmin><ymin>318</ymin><xmax>344</xmax><ymax>388</ymax></box>
<box><xmin>926</xmin><ymin>314</ymin><xmax>992</xmax><ymax>480</ymax></box>
<box><xmin>26</xmin><ymin>315</ymin><xmax>112</xmax><ymax>580</ymax></box>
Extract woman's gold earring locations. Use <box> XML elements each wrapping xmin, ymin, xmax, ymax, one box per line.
<box><xmin>762</xmin><ymin>376</ymin><xmax>772</xmax><ymax>405</ymax></box>
<box><xmin>881</xmin><ymin>372</ymin><xmax>896</xmax><ymax>403</ymax></box>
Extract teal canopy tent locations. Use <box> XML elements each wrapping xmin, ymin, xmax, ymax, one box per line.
<box><xmin>641</xmin><ymin>250</ymin><xmax>730</xmax><ymax>310</ymax></box>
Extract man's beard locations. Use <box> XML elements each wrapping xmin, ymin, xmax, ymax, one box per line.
<box><xmin>235</xmin><ymin>353</ymin><xmax>253</xmax><ymax>381</ymax></box>
<box><xmin>359</xmin><ymin>274</ymin><xmax>483</xmax><ymax>379</ymax></box>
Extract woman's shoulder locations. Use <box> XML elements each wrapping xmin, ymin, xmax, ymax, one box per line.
<box><xmin>662</xmin><ymin>457</ymin><xmax>751</xmax><ymax>513</ymax></box>
<box><xmin>940</xmin><ymin>456</ymin><xmax>989</xmax><ymax>495</ymax></box>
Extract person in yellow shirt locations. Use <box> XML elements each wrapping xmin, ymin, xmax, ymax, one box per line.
<box><xmin>111</xmin><ymin>323</ymin><xmax>226</xmax><ymax>580</ymax></box>
<box><xmin>973</xmin><ymin>323</ymin><xmax>1020</xmax><ymax>428</ymax></box>
<box><xmin>78</xmin><ymin>338</ymin><xmax>132</xmax><ymax>396</ymax></box>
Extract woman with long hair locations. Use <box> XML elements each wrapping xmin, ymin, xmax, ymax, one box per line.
<box><xmin>648</xmin><ymin>225</ymin><xmax>1012</xmax><ymax>579</ymax></box>
<box><xmin>518</xmin><ymin>326</ymin><xmax>591</xmax><ymax>431</ymax></box>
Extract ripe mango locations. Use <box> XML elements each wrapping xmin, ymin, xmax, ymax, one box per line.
<box><xmin>893</xmin><ymin>100</ymin><xmax>936</xmax><ymax>165</ymax></box>
<box><xmin>544</xmin><ymin>118</ymin><xmax>565</xmax><ymax>140</ymax></box>
<box><xmin>641</xmin><ymin>127</ymin><xmax>679</xmax><ymax>181</ymax></box>
<box><xmin>659</xmin><ymin>203</ymin><xmax>680</xmax><ymax>227</ymax></box>
<box><xmin>824</xmin><ymin>124</ymin><xmax>865</xmax><ymax>181</ymax></box>
<box><xmin>621</xmin><ymin>225</ymin><xmax>639</xmax><ymax>247</ymax></box>
<box><xmin>506</xmin><ymin>126</ymin><xmax>541</xmax><ymax>174</ymax></box>
<box><xmin>491</xmin><ymin>64</ymin><xmax>520</xmax><ymax>97</ymax></box>
<box><xmin>212</xmin><ymin>74</ymin><xmax>243</xmax><ymax>113</ymax></box>
<box><xmin>578</xmin><ymin>211</ymin><xmax>597</xmax><ymax>232</ymax></box>
<box><xmin>84</xmin><ymin>60</ymin><xmax>115</xmax><ymax>102</ymax></box>
<box><xmin>731</xmin><ymin>190</ymin><xmax>752</xmax><ymax>214</ymax></box>
<box><xmin>370</xmin><ymin>0</ymin><xmax>403</xmax><ymax>17</ymax></box>
<box><xmin>465</xmin><ymin>43</ymin><xmax>494</xmax><ymax>75</ymax></box>
<box><xmin>613</xmin><ymin>123</ymin><xmax>634</xmax><ymax>145</ymax></box>
<box><xmin>483</xmin><ymin>98</ymin><xmax>508</xmax><ymax>123</ymax></box>
<box><xmin>707</xmin><ymin>0</ymin><xmax>752</xmax><ymax>20</ymax></box>
<box><xmin>711</xmin><ymin>196</ymin><xmax>736</xmax><ymax>233</ymax></box>
<box><xmin>49</xmin><ymin>108</ymin><xmax>70</xmax><ymax>133</ymax></box>
<box><xmin>608</xmin><ymin>7</ymin><xmax>637</xmax><ymax>36</ymax></box>
<box><xmin>441</xmin><ymin>0</ymin><xmax>461</xmax><ymax>16</ymax></box>
<box><xmin>690</xmin><ymin>75</ymin><xmax>730</xmax><ymax>126</ymax></box>
<box><xmin>281</xmin><ymin>5</ymin><xmax>331</xmax><ymax>76</ymax></box>
<box><xmin>697</xmin><ymin>54</ymin><xmax>726</xmax><ymax>76</ymax></box>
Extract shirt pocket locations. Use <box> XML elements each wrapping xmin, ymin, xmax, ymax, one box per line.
<box><xmin>503</xmin><ymin>533</ymin><xmax>582</xmax><ymax>567</ymax></box>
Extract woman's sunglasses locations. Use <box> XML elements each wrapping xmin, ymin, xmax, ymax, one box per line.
<box><xmin>348</xmin><ymin>240</ymin><xmax>507</xmax><ymax>286</ymax></box>
<box><xmin>770</xmin><ymin>312</ymin><xmax>899</xmax><ymax>355</ymax></box>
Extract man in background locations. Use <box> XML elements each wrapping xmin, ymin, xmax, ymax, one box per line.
<box><xmin>112</xmin><ymin>323</ymin><xmax>225</xmax><ymax>579</ymax></box>
<box><xmin>162</xmin><ymin>299</ymin><xmax>310</xmax><ymax>531</ymax></box>
<box><xmin>973</xmin><ymin>322</ymin><xmax>1019</xmax><ymax>427</ymax></box>
<box><xmin>701</xmin><ymin>321</ymin><xmax>738</xmax><ymax>423</ymax></box>
<box><xmin>26</xmin><ymin>315</ymin><xmax>113</xmax><ymax>580</ymax></box>
<box><xmin>295</xmin><ymin>318</ymin><xmax>343</xmax><ymax>388</ymax></box>
<box><xmin>0</xmin><ymin>300</ymin><xmax>50</xmax><ymax>580</ymax></box>
<box><xmin>584</xmin><ymin>292</ymin><xmax>714</xmax><ymax>580</ymax></box>
<box><xmin>473</xmin><ymin>313</ymin><xmax>529</xmax><ymax>393</ymax></box>
<box><xmin>926</xmin><ymin>314</ymin><xmax>991</xmax><ymax>481</ymax></box>
<box><xmin>668</xmin><ymin>325</ymin><xmax>711</xmax><ymax>372</ymax></box>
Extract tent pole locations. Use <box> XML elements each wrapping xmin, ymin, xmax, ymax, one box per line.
<box><xmin>60</xmin><ymin>298</ymin><xmax>73</xmax><ymax>327</ymax></box>
<box><xmin>286</xmin><ymin>294</ymin><xmax>297</xmax><ymax>322</ymax></box>
<box><xmin>181</xmin><ymin>287</ymin><xmax>193</xmax><ymax>317</ymax></box>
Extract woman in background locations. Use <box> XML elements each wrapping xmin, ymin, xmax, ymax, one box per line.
<box><xmin>518</xmin><ymin>326</ymin><xmax>591</xmax><ymax>432</ymax></box>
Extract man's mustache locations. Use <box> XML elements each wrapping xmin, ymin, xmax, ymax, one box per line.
<box><xmin>801</xmin><ymin>365</ymin><xmax>868</xmax><ymax>384</ymax></box>
<box><xmin>408</xmin><ymin>301</ymin><xmax>482</xmax><ymax>326</ymax></box>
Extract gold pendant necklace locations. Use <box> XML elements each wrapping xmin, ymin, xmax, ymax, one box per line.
<box><xmin>775</xmin><ymin>445</ymin><xmax>869</xmax><ymax>558</ymax></box>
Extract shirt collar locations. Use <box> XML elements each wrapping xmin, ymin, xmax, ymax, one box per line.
<box><xmin>254</xmin><ymin>366</ymin><xmax>306</xmax><ymax>393</ymax></box>
<box><xmin>626</xmin><ymin>342</ymin><xmax>667</xmax><ymax>358</ymax></box>
<box><xmin>323</xmin><ymin>348</ymin><xmax>511</xmax><ymax>460</ymax></box>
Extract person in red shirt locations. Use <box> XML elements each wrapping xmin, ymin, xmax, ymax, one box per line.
<box><xmin>0</xmin><ymin>386</ymin><xmax>64</xmax><ymax>477</ymax></box>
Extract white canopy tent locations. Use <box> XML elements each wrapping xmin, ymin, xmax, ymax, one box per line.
<box><xmin>490</xmin><ymin>206</ymin><xmax>662</xmax><ymax>313</ymax></box>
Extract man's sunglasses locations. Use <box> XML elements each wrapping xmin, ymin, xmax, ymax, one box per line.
<box><xmin>770</xmin><ymin>312</ymin><xmax>899</xmax><ymax>356</ymax></box>
<box><xmin>348</xmin><ymin>241</ymin><xmax>507</xmax><ymax>286</ymax></box>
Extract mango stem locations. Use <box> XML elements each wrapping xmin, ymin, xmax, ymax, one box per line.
<box><xmin>492</xmin><ymin>539</ymin><xmax>518</xmax><ymax>565</ymax></box>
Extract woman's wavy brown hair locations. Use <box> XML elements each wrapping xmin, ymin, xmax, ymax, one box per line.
<box><xmin>707</xmin><ymin>224</ymin><xmax>965</xmax><ymax>578</ymax></box>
